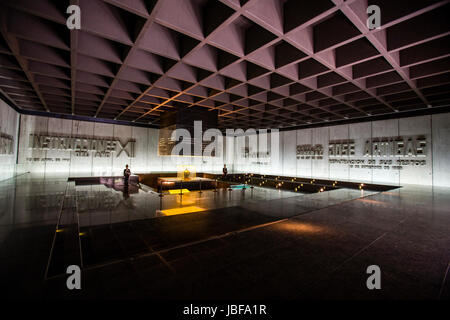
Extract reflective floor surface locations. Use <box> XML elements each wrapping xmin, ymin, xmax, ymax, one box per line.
<box><xmin>0</xmin><ymin>174</ymin><xmax>449</xmax><ymax>300</ymax></box>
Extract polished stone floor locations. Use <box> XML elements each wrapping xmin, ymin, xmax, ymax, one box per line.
<box><xmin>0</xmin><ymin>175</ymin><xmax>449</xmax><ymax>300</ymax></box>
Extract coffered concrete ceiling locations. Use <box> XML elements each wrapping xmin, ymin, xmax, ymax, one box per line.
<box><xmin>0</xmin><ymin>0</ymin><xmax>449</xmax><ymax>129</ymax></box>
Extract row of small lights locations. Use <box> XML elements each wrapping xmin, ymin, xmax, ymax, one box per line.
<box><xmin>232</xmin><ymin>175</ymin><xmax>363</xmax><ymax>193</ymax></box>
<box><xmin>56</xmin><ymin>228</ymin><xmax>86</xmax><ymax>237</ymax></box>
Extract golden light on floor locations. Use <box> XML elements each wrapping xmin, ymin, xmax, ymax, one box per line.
<box><xmin>160</xmin><ymin>206</ymin><xmax>206</xmax><ymax>216</ymax></box>
<box><xmin>382</xmin><ymin>191</ymin><xmax>400</xmax><ymax>196</ymax></box>
<box><xmin>359</xmin><ymin>199</ymin><xmax>386</xmax><ymax>205</ymax></box>
<box><xmin>274</xmin><ymin>221</ymin><xmax>327</xmax><ymax>234</ymax></box>
<box><xmin>174</xmin><ymin>195</ymin><xmax>197</xmax><ymax>205</ymax></box>
<box><xmin>168</xmin><ymin>189</ymin><xmax>190</xmax><ymax>194</ymax></box>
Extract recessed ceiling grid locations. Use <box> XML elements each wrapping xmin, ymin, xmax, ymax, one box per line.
<box><xmin>0</xmin><ymin>0</ymin><xmax>449</xmax><ymax>129</ymax></box>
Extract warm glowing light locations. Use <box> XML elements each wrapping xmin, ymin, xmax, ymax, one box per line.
<box><xmin>79</xmin><ymin>232</ymin><xmax>86</xmax><ymax>236</ymax></box>
<box><xmin>359</xmin><ymin>199</ymin><xmax>386</xmax><ymax>205</ymax></box>
<box><xmin>168</xmin><ymin>189</ymin><xmax>190</xmax><ymax>194</ymax></box>
<box><xmin>160</xmin><ymin>206</ymin><xmax>206</xmax><ymax>216</ymax></box>
<box><xmin>56</xmin><ymin>229</ymin><xmax>63</xmax><ymax>233</ymax></box>
<box><xmin>274</xmin><ymin>221</ymin><xmax>327</xmax><ymax>234</ymax></box>
<box><xmin>175</xmin><ymin>197</ymin><xmax>196</xmax><ymax>205</ymax></box>
<box><xmin>383</xmin><ymin>192</ymin><xmax>400</xmax><ymax>196</ymax></box>
<box><xmin>177</xmin><ymin>165</ymin><xmax>196</xmax><ymax>181</ymax></box>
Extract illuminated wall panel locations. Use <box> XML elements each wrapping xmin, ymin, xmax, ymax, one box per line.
<box><xmin>329</xmin><ymin>124</ymin><xmax>349</xmax><ymax>181</ymax></box>
<box><xmin>232</xmin><ymin>113</ymin><xmax>450</xmax><ymax>187</ymax></box>
<box><xmin>46</xmin><ymin>118</ymin><xmax>72</xmax><ymax>176</ymax></box>
<box><xmin>91</xmin><ymin>122</ymin><xmax>114</xmax><ymax>177</ymax></box>
<box><xmin>0</xmin><ymin>99</ymin><xmax>19</xmax><ymax>181</ymax></box>
<box><xmin>296</xmin><ymin>128</ymin><xmax>312</xmax><ymax>178</ymax></box>
<box><xmin>349</xmin><ymin>122</ymin><xmax>373</xmax><ymax>183</ymax></box>
<box><xmin>398</xmin><ymin>115</ymin><xmax>432</xmax><ymax>185</ymax></box>
<box><xmin>311</xmin><ymin>127</ymin><xmax>329</xmax><ymax>179</ymax></box>
<box><xmin>111</xmin><ymin>124</ymin><xmax>133</xmax><ymax>175</ymax></box>
<box><xmin>147</xmin><ymin>128</ymin><xmax>163</xmax><ymax>172</ymax></box>
<box><xmin>371</xmin><ymin>119</ymin><xmax>400</xmax><ymax>185</ymax></box>
<box><xmin>282</xmin><ymin>130</ymin><xmax>296</xmax><ymax>177</ymax></box>
<box><xmin>6</xmin><ymin>104</ymin><xmax>450</xmax><ymax>187</ymax></box>
<box><xmin>432</xmin><ymin>113</ymin><xmax>450</xmax><ymax>187</ymax></box>
<box><xmin>15</xmin><ymin>114</ymin><xmax>225</xmax><ymax>177</ymax></box>
<box><xmin>17</xmin><ymin>114</ymin><xmax>48</xmax><ymax>177</ymax></box>
<box><xmin>130</xmin><ymin>126</ymin><xmax>149</xmax><ymax>174</ymax></box>
<box><xmin>17</xmin><ymin>115</ymin><xmax>149</xmax><ymax>178</ymax></box>
<box><xmin>69</xmin><ymin>120</ymin><xmax>95</xmax><ymax>177</ymax></box>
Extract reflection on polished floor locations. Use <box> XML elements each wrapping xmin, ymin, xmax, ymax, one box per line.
<box><xmin>0</xmin><ymin>175</ymin><xmax>449</xmax><ymax>300</ymax></box>
<box><xmin>76</xmin><ymin>181</ymin><xmax>302</xmax><ymax>226</ymax></box>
